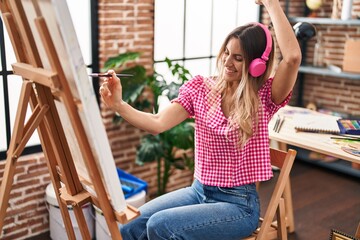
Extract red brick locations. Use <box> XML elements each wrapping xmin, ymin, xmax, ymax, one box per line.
<box><xmin>1</xmin><ymin>229</ymin><xmax>29</xmax><ymax>240</ymax></box>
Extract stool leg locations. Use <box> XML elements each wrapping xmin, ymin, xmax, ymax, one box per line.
<box><xmin>277</xmin><ymin>198</ymin><xmax>287</xmax><ymax>240</ymax></box>
<box><xmin>355</xmin><ymin>221</ymin><xmax>360</xmax><ymax>238</ymax></box>
<box><xmin>283</xmin><ymin>180</ymin><xmax>295</xmax><ymax>233</ymax></box>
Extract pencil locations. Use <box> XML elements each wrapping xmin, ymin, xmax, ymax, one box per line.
<box><xmin>331</xmin><ymin>133</ymin><xmax>360</xmax><ymax>139</ymax></box>
<box><xmin>273</xmin><ymin>115</ymin><xmax>280</xmax><ymax>131</ymax></box>
<box><xmin>88</xmin><ymin>73</ymin><xmax>134</xmax><ymax>78</ymax></box>
<box><xmin>276</xmin><ymin>117</ymin><xmax>285</xmax><ymax>133</ymax></box>
<box><xmin>330</xmin><ymin>137</ymin><xmax>360</xmax><ymax>141</ymax></box>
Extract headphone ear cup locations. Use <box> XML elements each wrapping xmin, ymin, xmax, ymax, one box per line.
<box><xmin>249</xmin><ymin>58</ymin><xmax>267</xmax><ymax>77</ymax></box>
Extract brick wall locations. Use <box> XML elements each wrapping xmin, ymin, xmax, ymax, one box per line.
<box><xmin>0</xmin><ymin>154</ymin><xmax>50</xmax><ymax>239</ymax></box>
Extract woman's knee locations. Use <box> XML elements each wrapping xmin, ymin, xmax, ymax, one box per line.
<box><xmin>147</xmin><ymin>211</ymin><xmax>174</xmax><ymax>239</ymax></box>
<box><xmin>120</xmin><ymin>218</ymin><xmax>147</xmax><ymax>240</ymax></box>
<box><xmin>120</xmin><ymin>223</ymin><xmax>138</xmax><ymax>240</ymax></box>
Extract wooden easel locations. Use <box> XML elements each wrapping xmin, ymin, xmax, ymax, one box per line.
<box><xmin>0</xmin><ymin>1</ymin><xmax>139</xmax><ymax>239</ymax></box>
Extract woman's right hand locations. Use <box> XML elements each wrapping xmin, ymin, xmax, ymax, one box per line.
<box><xmin>99</xmin><ymin>69</ymin><xmax>124</xmax><ymax>110</ymax></box>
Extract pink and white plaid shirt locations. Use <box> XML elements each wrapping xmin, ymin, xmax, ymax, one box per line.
<box><xmin>172</xmin><ymin>75</ymin><xmax>291</xmax><ymax>187</ymax></box>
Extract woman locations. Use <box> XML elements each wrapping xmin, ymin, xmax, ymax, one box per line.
<box><xmin>99</xmin><ymin>0</ymin><xmax>301</xmax><ymax>239</ymax></box>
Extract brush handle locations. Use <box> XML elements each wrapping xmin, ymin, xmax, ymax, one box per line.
<box><xmin>89</xmin><ymin>73</ymin><xmax>133</xmax><ymax>78</ymax></box>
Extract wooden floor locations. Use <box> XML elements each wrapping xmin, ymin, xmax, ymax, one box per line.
<box><xmin>30</xmin><ymin>159</ymin><xmax>360</xmax><ymax>240</ymax></box>
<box><xmin>259</xmin><ymin>159</ymin><xmax>360</xmax><ymax>240</ymax></box>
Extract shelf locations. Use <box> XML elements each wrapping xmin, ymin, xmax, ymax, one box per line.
<box><xmin>289</xmin><ymin>17</ymin><xmax>360</xmax><ymax>25</ymax></box>
<box><xmin>299</xmin><ymin>65</ymin><xmax>360</xmax><ymax>80</ymax></box>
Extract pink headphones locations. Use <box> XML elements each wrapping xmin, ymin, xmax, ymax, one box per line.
<box><xmin>248</xmin><ymin>23</ymin><xmax>273</xmax><ymax>77</ymax></box>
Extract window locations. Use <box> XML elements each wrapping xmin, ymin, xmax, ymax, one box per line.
<box><xmin>0</xmin><ymin>0</ymin><xmax>96</xmax><ymax>160</ymax></box>
<box><xmin>154</xmin><ymin>0</ymin><xmax>260</xmax><ymax>82</ymax></box>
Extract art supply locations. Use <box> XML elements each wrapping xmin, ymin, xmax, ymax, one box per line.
<box><xmin>273</xmin><ymin>115</ymin><xmax>285</xmax><ymax>133</ymax></box>
<box><xmin>330</xmin><ymin>136</ymin><xmax>360</xmax><ymax>141</ymax></box>
<box><xmin>273</xmin><ymin>115</ymin><xmax>280</xmax><ymax>132</ymax></box>
<box><xmin>89</xmin><ymin>73</ymin><xmax>134</xmax><ymax>78</ymax></box>
<box><xmin>276</xmin><ymin>117</ymin><xmax>285</xmax><ymax>133</ymax></box>
<box><xmin>293</xmin><ymin>114</ymin><xmax>340</xmax><ymax>134</ymax></box>
<box><xmin>341</xmin><ymin>147</ymin><xmax>360</xmax><ymax>157</ymax></box>
<box><xmin>337</xmin><ymin>119</ymin><xmax>360</xmax><ymax>135</ymax></box>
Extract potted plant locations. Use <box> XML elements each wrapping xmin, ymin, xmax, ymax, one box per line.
<box><xmin>102</xmin><ymin>53</ymin><xmax>195</xmax><ymax>196</ymax></box>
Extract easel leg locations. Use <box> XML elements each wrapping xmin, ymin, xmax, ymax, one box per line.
<box><xmin>72</xmin><ymin>205</ymin><xmax>91</xmax><ymax>239</ymax></box>
<box><xmin>0</xmin><ymin>156</ymin><xmax>18</xmax><ymax>232</ymax></box>
<box><xmin>0</xmin><ymin>82</ymin><xmax>33</xmax><ymax>232</ymax></box>
<box><xmin>102</xmin><ymin>210</ymin><xmax>123</xmax><ymax>240</ymax></box>
<box><xmin>57</xmin><ymin>193</ymin><xmax>77</xmax><ymax>239</ymax></box>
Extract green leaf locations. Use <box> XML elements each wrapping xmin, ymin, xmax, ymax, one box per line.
<box><xmin>166</xmin><ymin>82</ymin><xmax>182</xmax><ymax>100</ymax></box>
<box><xmin>135</xmin><ymin>135</ymin><xmax>164</xmax><ymax>165</ymax></box>
<box><xmin>165</xmin><ymin>57</ymin><xmax>172</xmax><ymax>68</ymax></box>
<box><xmin>122</xmin><ymin>84</ymin><xmax>145</xmax><ymax>104</ymax></box>
<box><xmin>119</xmin><ymin>66</ymin><xmax>147</xmax><ymax>89</ymax></box>
<box><xmin>134</xmin><ymin>99</ymin><xmax>152</xmax><ymax>111</ymax></box>
<box><xmin>167</xmin><ymin>120</ymin><xmax>195</xmax><ymax>149</ymax></box>
<box><xmin>102</xmin><ymin>52</ymin><xmax>141</xmax><ymax>72</ymax></box>
<box><xmin>119</xmin><ymin>65</ymin><xmax>148</xmax><ymax>104</ymax></box>
<box><xmin>112</xmin><ymin>114</ymin><xmax>123</xmax><ymax>124</ymax></box>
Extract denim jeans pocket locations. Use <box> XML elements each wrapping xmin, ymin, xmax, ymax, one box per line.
<box><xmin>217</xmin><ymin>185</ymin><xmax>250</xmax><ymax>197</ymax></box>
<box><xmin>203</xmin><ymin>184</ymin><xmax>259</xmax><ymax>215</ymax></box>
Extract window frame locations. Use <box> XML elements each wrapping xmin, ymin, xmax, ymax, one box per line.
<box><xmin>154</xmin><ymin>0</ymin><xmax>262</xmax><ymax>78</ymax></box>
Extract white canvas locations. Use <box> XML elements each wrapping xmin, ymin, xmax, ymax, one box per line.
<box><xmin>21</xmin><ymin>0</ymin><xmax>127</xmax><ymax>213</ymax></box>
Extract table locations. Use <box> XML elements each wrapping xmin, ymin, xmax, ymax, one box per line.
<box><xmin>268</xmin><ymin>105</ymin><xmax>360</xmax><ymax>237</ymax></box>
<box><xmin>269</xmin><ymin>105</ymin><xmax>360</xmax><ymax>164</ymax></box>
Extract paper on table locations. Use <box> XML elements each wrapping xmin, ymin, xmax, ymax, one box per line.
<box><xmin>293</xmin><ymin>114</ymin><xmax>341</xmax><ymax>134</ymax></box>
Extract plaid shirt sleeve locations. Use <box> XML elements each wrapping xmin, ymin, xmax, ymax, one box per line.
<box><xmin>260</xmin><ymin>77</ymin><xmax>292</xmax><ymax>120</ymax></box>
<box><xmin>170</xmin><ymin>75</ymin><xmax>205</xmax><ymax>117</ymax></box>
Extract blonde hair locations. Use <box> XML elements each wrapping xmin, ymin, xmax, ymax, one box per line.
<box><xmin>209</xmin><ymin>23</ymin><xmax>275</xmax><ymax>147</ymax></box>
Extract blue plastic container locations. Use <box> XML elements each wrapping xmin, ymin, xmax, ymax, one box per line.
<box><xmin>116</xmin><ymin>168</ymin><xmax>148</xmax><ymax>199</ymax></box>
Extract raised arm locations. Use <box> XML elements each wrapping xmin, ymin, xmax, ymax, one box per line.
<box><xmin>99</xmin><ymin>70</ymin><xmax>189</xmax><ymax>135</ymax></box>
<box><xmin>257</xmin><ymin>0</ymin><xmax>302</xmax><ymax>104</ymax></box>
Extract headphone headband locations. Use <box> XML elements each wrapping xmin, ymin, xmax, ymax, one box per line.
<box><xmin>253</xmin><ymin>22</ymin><xmax>272</xmax><ymax>61</ymax></box>
<box><xmin>248</xmin><ymin>22</ymin><xmax>273</xmax><ymax>77</ymax></box>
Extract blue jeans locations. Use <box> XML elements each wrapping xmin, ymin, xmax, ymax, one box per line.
<box><xmin>120</xmin><ymin>179</ymin><xmax>260</xmax><ymax>240</ymax></box>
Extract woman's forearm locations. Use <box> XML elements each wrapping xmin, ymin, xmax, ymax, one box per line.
<box><xmin>114</xmin><ymin>101</ymin><xmax>189</xmax><ymax>135</ymax></box>
<box><xmin>263</xmin><ymin>0</ymin><xmax>301</xmax><ymax>64</ymax></box>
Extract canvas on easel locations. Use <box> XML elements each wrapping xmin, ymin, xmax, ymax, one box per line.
<box><xmin>0</xmin><ymin>0</ymin><xmax>139</xmax><ymax>239</ymax></box>
<box><xmin>24</xmin><ymin>0</ymin><xmax>127</xmax><ymax>213</ymax></box>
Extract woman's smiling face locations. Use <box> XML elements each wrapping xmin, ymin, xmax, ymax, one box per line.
<box><xmin>222</xmin><ymin>37</ymin><xmax>244</xmax><ymax>84</ymax></box>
